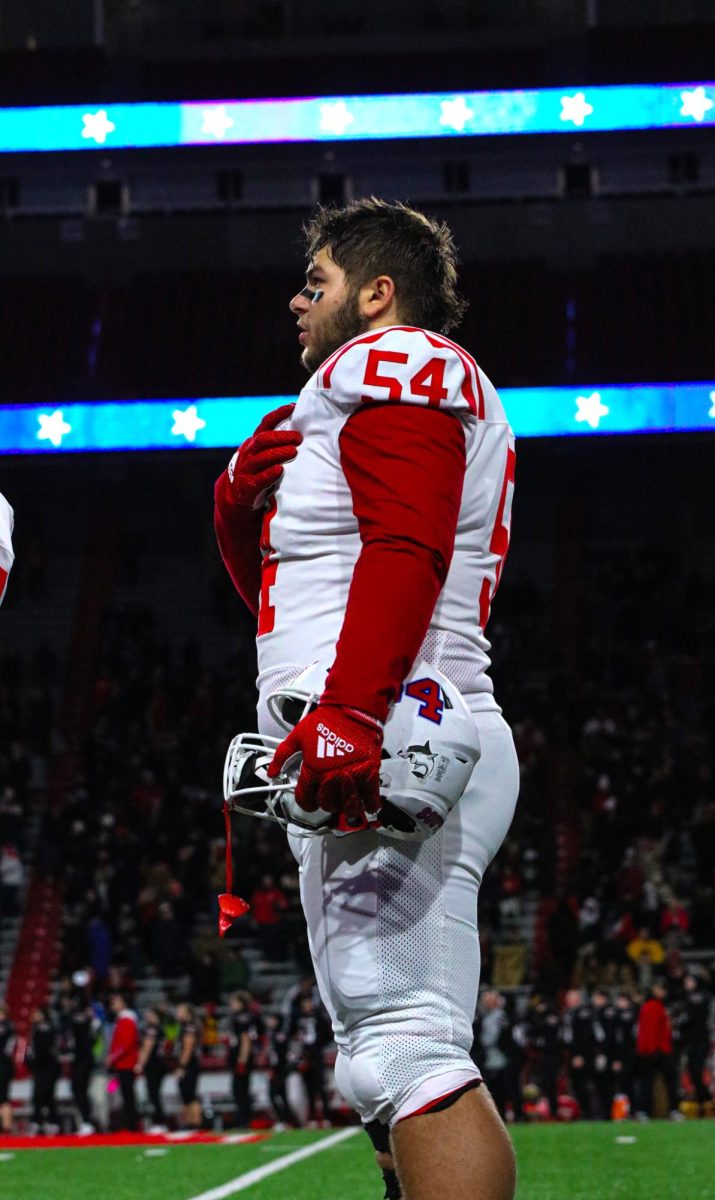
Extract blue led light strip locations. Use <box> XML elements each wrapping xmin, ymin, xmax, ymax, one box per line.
<box><xmin>0</xmin><ymin>82</ymin><xmax>712</xmax><ymax>153</ymax></box>
<box><xmin>0</xmin><ymin>383</ymin><xmax>713</xmax><ymax>455</ymax></box>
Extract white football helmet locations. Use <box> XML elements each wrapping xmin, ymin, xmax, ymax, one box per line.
<box><xmin>223</xmin><ymin>660</ymin><xmax>480</xmax><ymax>840</ymax></box>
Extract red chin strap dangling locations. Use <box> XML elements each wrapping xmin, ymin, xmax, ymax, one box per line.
<box><xmin>218</xmin><ymin>892</ymin><xmax>250</xmax><ymax>937</ymax></box>
<box><xmin>218</xmin><ymin>801</ymin><xmax>250</xmax><ymax>937</ymax></box>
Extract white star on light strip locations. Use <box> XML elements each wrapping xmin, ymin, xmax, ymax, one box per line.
<box><xmin>81</xmin><ymin>109</ymin><xmax>116</xmax><ymax>145</ymax></box>
<box><xmin>708</xmin><ymin>391</ymin><xmax>715</xmax><ymax>419</ymax></box>
<box><xmin>37</xmin><ymin>410</ymin><xmax>72</xmax><ymax>447</ymax></box>
<box><xmin>679</xmin><ymin>86</ymin><xmax>714</xmax><ymax>123</ymax></box>
<box><xmin>560</xmin><ymin>92</ymin><xmax>594</xmax><ymax>128</ymax></box>
<box><xmin>201</xmin><ymin>105</ymin><xmax>235</xmax><ymax>140</ymax></box>
<box><xmin>439</xmin><ymin>96</ymin><xmax>475</xmax><ymax>133</ymax></box>
<box><xmin>171</xmin><ymin>405</ymin><xmax>206</xmax><ymax>442</ymax></box>
<box><xmin>575</xmin><ymin>392</ymin><xmax>609</xmax><ymax>429</ymax></box>
<box><xmin>319</xmin><ymin>101</ymin><xmax>354</xmax><ymax>137</ymax></box>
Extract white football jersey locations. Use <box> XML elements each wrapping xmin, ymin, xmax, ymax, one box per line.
<box><xmin>255</xmin><ymin>325</ymin><xmax>515</xmax><ymax>724</ymax></box>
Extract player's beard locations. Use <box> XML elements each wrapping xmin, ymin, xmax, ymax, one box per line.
<box><xmin>301</xmin><ymin>287</ymin><xmax>369</xmax><ymax>374</ymax></box>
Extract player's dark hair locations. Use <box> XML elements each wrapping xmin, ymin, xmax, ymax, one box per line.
<box><xmin>304</xmin><ymin>197</ymin><xmax>468</xmax><ymax>335</ymax></box>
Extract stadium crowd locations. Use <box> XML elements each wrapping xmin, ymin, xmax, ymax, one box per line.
<box><xmin>1</xmin><ymin>493</ymin><xmax>714</xmax><ymax>1133</ymax></box>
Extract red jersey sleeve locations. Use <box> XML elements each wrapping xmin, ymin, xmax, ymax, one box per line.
<box><xmin>320</xmin><ymin>402</ymin><xmax>466</xmax><ymax>722</ymax></box>
<box><xmin>214</xmin><ymin>467</ymin><xmax>262</xmax><ymax>617</ymax></box>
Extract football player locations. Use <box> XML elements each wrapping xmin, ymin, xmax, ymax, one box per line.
<box><xmin>0</xmin><ymin>492</ymin><xmax>14</xmax><ymax>606</ymax></box>
<box><xmin>215</xmin><ymin>198</ymin><xmax>519</xmax><ymax>1200</ymax></box>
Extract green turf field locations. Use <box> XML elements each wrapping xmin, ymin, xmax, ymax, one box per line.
<box><xmin>0</xmin><ymin>1122</ymin><xmax>713</xmax><ymax>1200</ymax></box>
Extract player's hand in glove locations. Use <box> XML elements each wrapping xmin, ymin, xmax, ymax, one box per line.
<box><xmin>225</xmin><ymin>403</ymin><xmax>301</xmax><ymax>510</ymax></box>
<box><xmin>267</xmin><ymin>705</ymin><xmax>383</xmax><ymax>819</ymax></box>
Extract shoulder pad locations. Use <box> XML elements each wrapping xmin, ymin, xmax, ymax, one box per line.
<box><xmin>318</xmin><ymin>326</ymin><xmax>482</xmax><ymax>419</ymax></box>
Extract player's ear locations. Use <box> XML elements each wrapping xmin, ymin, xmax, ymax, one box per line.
<box><xmin>359</xmin><ymin>274</ymin><xmax>397</xmax><ymax>321</ymax></box>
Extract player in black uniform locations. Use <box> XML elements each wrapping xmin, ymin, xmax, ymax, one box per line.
<box><xmin>528</xmin><ymin>997</ymin><xmax>561</xmax><ymax>1118</ymax></box>
<box><xmin>0</xmin><ymin>1001</ymin><xmax>15</xmax><ymax>1132</ymax></box>
<box><xmin>289</xmin><ymin>995</ymin><xmax>332</xmax><ymax>1127</ymax></box>
<box><xmin>676</xmin><ymin>974</ymin><xmax>712</xmax><ymax>1113</ymax></box>
<box><xmin>227</xmin><ymin>992</ymin><xmax>259</xmax><ymax>1128</ymax></box>
<box><xmin>560</xmin><ymin>990</ymin><xmax>594</xmax><ymax>1118</ymax></box>
<box><xmin>27</xmin><ymin>1006</ymin><xmax>60</xmax><ymax>1132</ymax></box>
<box><xmin>262</xmin><ymin>1011</ymin><xmax>299</xmax><ymax>1129</ymax></box>
<box><xmin>503</xmin><ymin>999</ymin><xmax>527</xmax><ymax>1123</ymax></box>
<box><xmin>609</xmin><ymin>992</ymin><xmax>638</xmax><ymax>1116</ymax></box>
<box><xmin>69</xmin><ymin>997</ymin><xmax>99</xmax><ymax>1134</ymax></box>
<box><xmin>174</xmin><ymin>1003</ymin><xmax>202</xmax><ymax>1129</ymax></box>
<box><xmin>137</xmin><ymin>1007</ymin><xmax>168</xmax><ymax>1131</ymax></box>
<box><xmin>589</xmin><ymin>988</ymin><xmax>615</xmax><ymax>1119</ymax></box>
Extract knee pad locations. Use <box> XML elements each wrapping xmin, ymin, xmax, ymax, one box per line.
<box><xmin>364</xmin><ymin>1117</ymin><xmax>391</xmax><ymax>1153</ymax></box>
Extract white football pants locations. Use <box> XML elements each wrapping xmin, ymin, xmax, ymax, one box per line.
<box><xmin>287</xmin><ymin>708</ymin><xmax>519</xmax><ymax>1127</ymax></box>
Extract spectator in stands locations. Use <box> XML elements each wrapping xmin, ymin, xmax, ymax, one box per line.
<box><xmin>0</xmin><ymin>842</ymin><xmax>24</xmax><ymax>916</ymax></box>
<box><xmin>675</xmin><ymin>973</ymin><xmax>712</xmax><ymax>1114</ymax></box>
<box><xmin>289</xmin><ymin>995</ymin><xmax>332</xmax><ymax>1128</ymax></box>
<box><xmin>635</xmin><ymin>979</ymin><xmax>682</xmax><ymax>1121</ymax></box>
<box><xmin>136</xmin><ymin>1007</ymin><xmax>168</xmax><ymax>1132</ymax></box>
<box><xmin>250</xmin><ymin>873</ymin><xmax>288</xmax><ymax>964</ymax></box>
<box><xmin>498</xmin><ymin>857</ymin><xmax>524</xmax><ymax>926</ymax></box>
<box><xmin>0</xmin><ymin>1001</ymin><xmax>15</xmax><ymax>1133</ymax></box>
<box><xmin>148</xmin><ymin>901</ymin><xmax>187</xmax><ymax>978</ymax></box>
<box><xmin>627</xmin><ymin>927</ymin><xmax>666</xmax><ymax>991</ymax></box>
<box><xmin>0</xmin><ymin>790</ymin><xmax>24</xmax><ymax>857</ymax></box>
<box><xmin>87</xmin><ymin>911</ymin><xmax>112</xmax><ymax>988</ymax></box>
<box><xmin>174</xmin><ymin>1002</ymin><xmax>203</xmax><ymax>1130</ymax></box>
<box><xmin>128</xmin><ymin>768</ymin><xmax>164</xmax><ymax>831</ymax></box>
<box><xmin>69</xmin><ymin>993</ymin><xmax>100</xmax><ymax>1134</ymax></box>
<box><xmin>578</xmin><ymin>894</ymin><xmax>602</xmax><ymax>942</ymax></box>
<box><xmin>106</xmin><ymin>992</ymin><xmax>140</xmax><ymax>1131</ymax></box>
<box><xmin>660</xmin><ymin>897</ymin><xmax>690</xmax><ymax>945</ymax></box>
<box><xmin>27</xmin><ymin>1006</ymin><xmax>60</xmax><ymax>1134</ymax></box>
<box><xmin>219</xmin><ymin>945</ymin><xmax>251</xmax><ymax>995</ymax></box>
<box><xmin>190</xmin><ymin>950</ymin><xmax>220</xmax><ymax>1005</ymax></box>
<box><xmin>615</xmin><ymin>848</ymin><xmax>644</xmax><ymax>903</ymax></box>
<box><xmin>227</xmin><ymin>992</ymin><xmax>259</xmax><ymax>1128</ymax></box>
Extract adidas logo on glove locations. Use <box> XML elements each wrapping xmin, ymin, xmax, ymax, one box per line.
<box><xmin>316</xmin><ymin>722</ymin><xmax>355</xmax><ymax>758</ymax></box>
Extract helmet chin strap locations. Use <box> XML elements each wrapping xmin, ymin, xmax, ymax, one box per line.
<box><xmin>217</xmin><ymin>801</ymin><xmax>250</xmax><ymax>937</ymax></box>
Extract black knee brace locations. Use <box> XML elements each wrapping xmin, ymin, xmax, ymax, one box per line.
<box><xmin>365</xmin><ymin>1119</ymin><xmax>402</xmax><ymax>1200</ymax></box>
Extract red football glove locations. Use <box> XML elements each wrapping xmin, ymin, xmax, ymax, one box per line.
<box><xmin>225</xmin><ymin>403</ymin><xmax>301</xmax><ymax>510</ymax></box>
<box><xmin>267</xmin><ymin>705</ymin><xmax>383</xmax><ymax>819</ymax></box>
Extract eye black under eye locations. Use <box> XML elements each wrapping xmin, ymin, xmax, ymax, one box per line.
<box><xmin>300</xmin><ymin>284</ymin><xmax>324</xmax><ymax>304</ymax></box>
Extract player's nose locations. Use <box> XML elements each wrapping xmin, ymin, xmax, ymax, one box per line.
<box><xmin>289</xmin><ymin>290</ymin><xmax>310</xmax><ymax>315</ymax></box>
